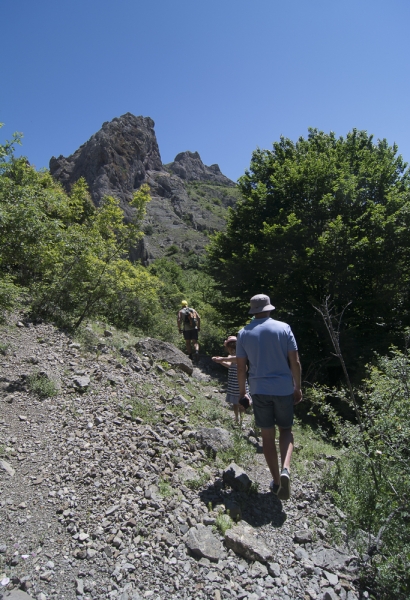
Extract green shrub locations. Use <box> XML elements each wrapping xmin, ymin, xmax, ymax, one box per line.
<box><xmin>27</xmin><ymin>372</ymin><xmax>59</xmax><ymax>398</ymax></box>
<box><xmin>158</xmin><ymin>478</ymin><xmax>174</xmax><ymax>498</ymax></box>
<box><xmin>322</xmin><ymin>344</ymin><xmax>410</xmax><ymax>599</ymax></box>
<box><xmin>0</xmin><ymin>342</ymin><xmax>10</xmax><ymax>355</ymax></box>
<box><xmin>214</xmin><ymin>510</ymin><xmax>233</xmax><ymax>535</ymax></box>
<box><xmin>185</xmin><ymin>470</ymin><xmax>210</xmax><ymax>490</ymax></box>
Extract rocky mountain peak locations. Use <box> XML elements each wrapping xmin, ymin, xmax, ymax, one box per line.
<box><xmin>166</xmin><ymin>150</ymin><xmax>235</xmax><ymax>186</ymax></box>
<box><xmin>50</xmin><ymin>113</ymin><xmax>162</xmax><ymax>217</ymax></box>
<box><xmin>50</xmin><ymin>113</ymin><xmax>238</xmax><ymax>264</ymax></box>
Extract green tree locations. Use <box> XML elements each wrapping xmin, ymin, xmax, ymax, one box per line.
<box><xmin>206</xmin><ymin>129</ymin><xmax>410</xmax><ymax>382</ymax></box>
<box><xmin>0</xmin><ymin>129</ymin><xmax>160</xmax><ymax>329</ymax></box>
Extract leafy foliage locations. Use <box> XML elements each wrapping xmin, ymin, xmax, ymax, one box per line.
<box><xmin>206</xmin><ymin>129</ymin><xmax>410</xmax><ymax>383</ymax></box>
<box><xmin>317</xmin><ymin>342</ymin><xmax>410</xmax><ymax>598</ymax></box>
<box><xmin>0</xmin><ymin>130</ymin><xmax>163</xmax><ymax>330</ymax></box>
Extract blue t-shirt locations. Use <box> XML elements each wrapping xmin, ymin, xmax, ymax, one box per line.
<box><xmin>236</xmin><ymin>317</ymin><xmax>298</xmax><ymax>396</ymax></box>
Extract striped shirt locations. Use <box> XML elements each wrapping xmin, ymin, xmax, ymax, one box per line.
<box><xmin>227</xmin><ymin>363</ymin><xmax>249</xmax><ymax>396</ymax></box>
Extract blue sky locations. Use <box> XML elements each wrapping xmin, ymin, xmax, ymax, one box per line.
<box><xmin>2</xmin><ymin>0</ymin><xmax>409</xmax><ymax>182</ymax></box>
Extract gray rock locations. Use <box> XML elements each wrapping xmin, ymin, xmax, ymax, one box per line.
<box><xmin>0</xmin><ymin>459</ymin><xmax>15</xmax><ymax>477</ymax></box>
<box><xmin>175</xmin><ymin>464</ymin><xmax>199</xmax><ymax>483</ymax></box>
<box><xmin>135</xmin><ymin>338</ymin><xmax>193</xmax><ymax>375</ymax></box>
<box><xmin>323</xmin><ymin>570</ymin><xmax>339</xmax><ymax>586</ymax></box>
<box><xmin>268</xmin><ymin>561</ymin><xmax>281</xmax><ymax>578</ymax></box>
<box><xmin>322</xmin><ymin>589</ymin><xmax>339</xmax><ymax>600</ymax></box>
<box><xmin>185</xmin><ymin>525</ymin><xmax>224</xmax><ymax>562</ymax></box>
<box><xmin>51</xmin><ymin>113</ymin><xmax>237</xmax><ymax>264</ymax></box>
<box><xmin>4</xmin><ymin>591</ymin><xmax>34</xmax><ymax>600</ymax></box>
<box><xmin>294</xmin><ymin>529</ymin><xmax>313</xmax><ymax>544</ymax></box>
<box><xmin>196</xmin><ymin>427</ymin><xmax>233</xmax><ymax>456</ymax></box>
<box><xmin>72</xmin><ymin>374</ymin><xmax>90</xmax><ymax>389</ymax></box>
<box><xmin>225</xmin><ymin>523</ymin><xmax>273</xmax><ymax>563</ymax></box>
<box><xmin>294</xmin><ymin>547</ymin><xmax>309</xmax><ymax>561</ymax></box>
<box><xmin>312</xmin><ymin>548</ymin><xmax>351</xmax><ymax>570</ymax></box>
<box><xmin>76</xmin><ymin>578</ymin><xmax>84</xmax><ymax>595</ymax></box>
<box><xmin>223</xmin><ymin>463</ymin><xmax>252</xmax><ymax>492</ymax></box>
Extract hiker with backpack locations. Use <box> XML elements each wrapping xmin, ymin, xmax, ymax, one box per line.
<box><xmin>177</xmin><ymin>300</ymin><xmax>200</xmax><ymax>361</ymax></box>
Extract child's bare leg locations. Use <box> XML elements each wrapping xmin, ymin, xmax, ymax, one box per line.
<box><xmin>233</xmin><ymin>404</ymin><xmax>239</xmax><ymax>423</ymax></box>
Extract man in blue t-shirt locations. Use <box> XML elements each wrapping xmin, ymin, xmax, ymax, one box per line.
<box><xmin>236</xmin><ymin>294</ymin><xmax>302</xmax><ymax>500</ymax></box>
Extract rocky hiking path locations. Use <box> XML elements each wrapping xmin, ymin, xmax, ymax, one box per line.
<box><xmin>0</xmin><ymin>317</ymin><xmax>362</xmax><ymax>600</ymax></box>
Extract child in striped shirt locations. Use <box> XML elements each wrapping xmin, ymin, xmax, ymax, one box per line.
<box><xmin>212</xmin><ymin>336</ymin><xmax>250</xmax><ymax>425</ymax></box>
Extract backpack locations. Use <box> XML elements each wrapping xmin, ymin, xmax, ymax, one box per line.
<box><xmin>183</xmin><ymin>307</ymin><xmax>198</xmax><ymax>328</ymax></box>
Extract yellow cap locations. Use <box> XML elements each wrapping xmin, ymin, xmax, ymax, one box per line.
<box><xmin>181</xmin><ymin>300</ymin><xmax>188</xmax><ymax>307</ymax></box>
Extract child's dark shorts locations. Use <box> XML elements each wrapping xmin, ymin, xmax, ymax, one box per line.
<box><xmin>183</xmin><ymin>329</ymin><xmax>199</xmax><ymax>340</ymax></box>
<box><xmin>252</xmin><ymin>393</ymin><xmax>294</xmax><ymax>429</ymax></box>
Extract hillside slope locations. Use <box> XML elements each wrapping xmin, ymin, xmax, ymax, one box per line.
<box><xmin>0</xmin><ymin>315</ymin><xmax>361</xmax><ymax>600</ymax></box>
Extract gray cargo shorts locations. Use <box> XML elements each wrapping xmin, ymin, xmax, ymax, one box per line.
<box><xmin>252</xmin><ymin>393</ymin><xmax>294</xmax><ymax>429</ymax></box>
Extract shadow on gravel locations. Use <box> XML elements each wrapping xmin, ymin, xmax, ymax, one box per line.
<box><xmin>199</xmin><ymin>482</ymin><xmax>287</xmax><ymax>529</ymax></box>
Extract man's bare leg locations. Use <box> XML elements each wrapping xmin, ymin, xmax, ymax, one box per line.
<box><xmin>260</xmin><ymin>427</ymin><xmax>280</xmax><ymax>485</ymax></box>
<box><xmin>278</xmin><ymin>427</ymin><xmax>294</xmax><ymax>471</ymax></box>
<box><xmin>185</xmin><ymin>340</ymin><xmax>192</xmax><ymax>356</ymax></box>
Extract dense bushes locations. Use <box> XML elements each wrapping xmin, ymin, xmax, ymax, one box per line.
<box><xmin>310</xmin><ymin>342</ymin><xmax>410</xmax><ymax>598</ymax></box>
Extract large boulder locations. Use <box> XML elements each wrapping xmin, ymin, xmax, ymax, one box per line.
<box><xmin>185</xmin><ymin>525</ymin><xmax>224</xmax><ymax>562</ymax></box>
<box><xmin>195</xmin><ymin>427</ymin><xmax>233</xmax><ymax>457</ymax></box>
<box><xmin>135</xmin><ymin>337</ymin><xmax>193</xmax><ymax>375</ymax></box>
<box><xmin>223</xmin><ymin>462</ymin><xmax>252</xmax><ymax>492</ymax></box>
<box><xmin>224</xmin><ymin>522</ymin><xmax>273</xmax><ymax>563</ymax></box>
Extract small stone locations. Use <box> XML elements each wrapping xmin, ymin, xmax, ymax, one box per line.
<box><xmin>293</xmin><ymin>529</ymin><xmax>313</xmax><ymax>544</ymax></box>
<box><xmin>268</xmin><ymin>562</ymin><xmax>280</xmax><ymax>578</ymax></box>
<box><xmin>322</xmin><ymin>588</ymin><xmax>339</xmax><ymax>600</ymax></box>
<box><xmin>76</xmin><ymin>578</ymin><xmax>84</xmax><ymax>595</ymax></box>
<box><xmin>105</xmin><ymin>504</ymin><xmax>120</xmax><ymax>516</ymax></box>
<box><xmin>0</xmin><ymin>460</ymin><xmax>15</xmax><ymax>477</ymax></box>
<box><xmin>324</xmin><ymin>570</ymin><xmax>339</xmax><ymax>586</ymax></box>
<box><xmin>72</xmin><ymin>375</ymin><xmax>90</xmax><ymax>389</ymax></box>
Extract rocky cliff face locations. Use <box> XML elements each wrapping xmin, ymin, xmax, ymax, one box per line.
<box><xmin>50</xmin><ymin>114</ymin><xmax>238</xmax><ymax>264</ymax></box>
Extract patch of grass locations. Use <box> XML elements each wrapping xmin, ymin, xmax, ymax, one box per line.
<box><xmin>292</xmin><ymin>418</ymin><xmax>340</xmax><ymax>477</ymax></box>
<box><xmin>0</xmin><ymin>342</ymin><xmax>10</xmax><ymax>355</ymax></box>
<box><xmin>158</xmin><ymin>360</ymin><xmax>171</xmax><ymax>370</ymax></box>
<box><xmin>129</xmin><ymin>397</ymin><xmax>159</xmax><ymax>425</ymax></box>
<box><xmin>27</xmin><ymin>372</ymin><xmax>59</xmax><ymax>398</ymax></box>
<box><xmin>185</xmin><ymin>469</ymin><xmax>210</xmax><ymax>490</ymax></box>
<box><xmin>217</xmin><ymin>430</ymin><xmax>256</xmax><ymax>469</ymax></box>
<box><xmin>214</xmin><ymin>510</ymin><xmax>233</xmax><ymax>535</ymax></box>
<box><xmin>158</xmin><ymin>478</ymin><xmax>174</xmax><ymax>498</ymax></box>
<box><xmin>189</xmin><ymin>394</ymin><xmax>231</xmax><ymax>428</ymax></box>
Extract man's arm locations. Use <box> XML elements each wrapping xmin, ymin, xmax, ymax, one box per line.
<box><xmin>177</xmin><ymin>310</ymin><xmax>182</xmax><ymax>332</ymax></box>
<box><xmin>288</xmin><ymin>350</ymin><xmax>302</xmax><ymax>404</ymax></box>
<box><xmin>237</xmin><ymin>356</ymin><xmax>248</xmax><ymax>398</ymax></box>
